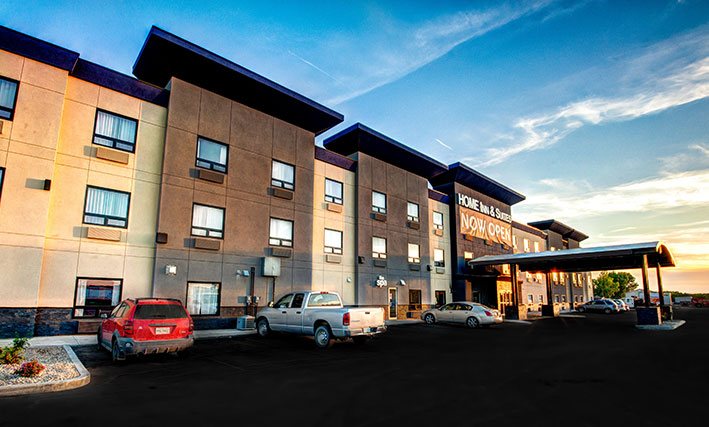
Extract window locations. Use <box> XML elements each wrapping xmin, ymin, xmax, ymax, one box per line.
<box><xmin>435</xmin><ymin>291</ymin><xmax>446</xmax><ymax>307</ymax></box>
<box><xmin>325</xmin><ymin>178</ymin><xmax>343</xmax><ymax>204</ymax></box>
<box><xmin>525</xmin><ymin>272</ymin><xmax>532</xmax><ymax>281</ymax></box>
<box><xmin>0</xmin><ymin>76</ymin><xmax>19</xmax><ymax>120</ymax></box>
<box><xmin>562</xmin><ymin>295</ymin><xmax>567</xmax><ymax>303</ymax></box>
<box><xmin>554</xmin><ymin>295</ymin><xmax>560</xmax><ymax>303</ymax></box>
<box><xmin>408</xmin><ymin>289</ymin><xmax>422</xmax><ymax>311</ymax></box>
<box><xmin>269</xmin><ymin>218</ymin><xmax>293</xmax><ymax>247</ymax></box>
<box><xmin>73</xmin><ymin>278</ymin><xmax>122</xmax><ymax>318</ymax></box>
<box><xmin>502</xmin><ymin>264</ymin><xmax>510</xmax><ymax>275</ymax></box>
<box><xmin>196</xmin><ymin>137</ymin><xmax>228</xmax><ymax>173</ymax></box>
<box><xmin>92</xmin><ymin>110</ymin><xmax>138</xmax><ymax>153</ymax></box>
<box><xmin>534</xmin><ymin>241</ymin><xmax>540</xmax><ymax>252</ymax></box>
<box><xmin>324</xmin><ymin>229</ymin><xmax>342</xmax><ymax>254</ymax></box>
<box><xmin>536</xmin><ymin>273</ymin><xmax>543</xmax><ymax>282</ymax></box>
<box><xmin>539</xmin><ymin>294</ymin><xmax>544</xmax><ymax>302</ymax></box>
<box><xmin>275</xmin><ymin>294</ymin><xmax>293</xmax><ymax>308</ymax></box>
<box><xmin>83</xmin><ymin>186</ymin><xmax>130</xmax><ymax>228</ymax></box>
<box><xmin>523</xmin><ymin>238</ymin><xmax>530</xmax><ymax>252</ymax></box>
<box><xmin>271</xmin><ymin>160</ymin><xmax>294</xmax><ymax>190</ymax></box>
<box><xmin>434</xmin><ymin>248</ymin><xmax>445</xmax><ymax>267</ymax></box>
<box><xmin>432</xmin><ymin>211</ymin><xmax>444</xmax><ymax>230</ymax></box>
<box><xmin>292</xmin><ymin>293</ymin><xmax>305</xmax><ymax>309</ymax></box>
<box><xmin>527</xmin><ymin>294</ymin><xmax>534</xmax><ymax>303</ymax></box>
<box><xmin>186</xmin><ymin>282</ymin><xmax>220</xmax><ymax>315</ymax></box>
<box><xmin>372</xmin><ymin>236</ymin><xmax>387</xmax><ymax>259</ymax></box>
<box><xmin>512</xmin><ymin>235</ymin><xmax>517</xmax><ymax>249</ymax></box>
<box><xmin>191</xmin><ymin>204</ymin><xmax>225</xmax><ymax>238</ymax></box>
<box><xmin>372</xmin><ymin>191</ymin><xmax>386</xmax><ymax>214</ymax></box>
<box><xmin>0</xmin><ymin>167</ymin><xmax>4</xmax><ymax>202</ymax></box>
<box><xmin>407</xmin><ymin>243</ymin><xmax>420</xmax><ymax>263</ymax></box>
<box><xmin>407</xmin><ymin>202</ymin><xmax>419</xmax><ymax>222</ymax></box>
<box><xmin>464</xmin><ymin>251</ymin><xmax>474</xmax><ymax>260</ymax></box>
<box><xmin>307</xmin><ymin>293</ymin><xmax>342</xmax><ymax>307</ymax></box>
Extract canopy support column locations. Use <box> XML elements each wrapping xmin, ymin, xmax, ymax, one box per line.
<box><xmin>636</xmin><ymin>254</ymin><xmax>661</xmax><ymax>326</ymax></box>
<box><xmin>641</xmin><ymin>254</ymin><xmax>651</xmax><ymax>308</ymax></box>
<box><xmin>541</xmin><ymin>272</ymin><xmax>558</xmax><ymax>317</ymax></box>
<box><xmin>510</xmin><ymin>264</ymin><xmax>519</xmax><ymax>307</ymax></box>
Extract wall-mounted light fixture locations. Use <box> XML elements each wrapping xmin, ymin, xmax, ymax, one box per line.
<box><xmin>399</xmin><ymin>279</ymin><xmax>406</xmax><ymax>286</ymax></box>
<box><xmin>165</xmin><ymin>265</ymin><xmax>177</xmax><ymax>275</ymax></box>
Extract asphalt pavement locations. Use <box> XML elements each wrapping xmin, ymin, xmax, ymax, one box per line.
<box><xmin>0</xmin><ymin>308</ymin><xmax>707</xmax><ymax>427</ymax></box>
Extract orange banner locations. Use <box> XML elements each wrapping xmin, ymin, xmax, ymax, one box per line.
<box><xmin>459</xmin><ymin>206</ymin><xmax>512</xmax><ymax>246</ymax></box>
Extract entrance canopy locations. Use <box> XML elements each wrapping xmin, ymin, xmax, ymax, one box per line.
<box><xmin>468</xmin><ymin>241</ymin><xmax>675</xmax><ymax>273</ymax></box>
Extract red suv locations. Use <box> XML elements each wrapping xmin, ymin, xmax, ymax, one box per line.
<box><xmin>98</xmin><ymin>298</ymin><xmax>194</xmax><ymax>362</ymax></box>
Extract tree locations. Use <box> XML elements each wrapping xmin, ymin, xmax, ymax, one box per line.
<box><xmin>593</xmin><ymin>272</ymin><xmax>620</xmax><ymax>298</ymax></box>
<box><xmin>607</xmin><ymin>272</ymin><xmax>637</xmax><ymax>297</ymax></box>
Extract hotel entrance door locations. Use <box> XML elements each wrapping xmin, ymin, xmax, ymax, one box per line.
<box><xmin>388</xmin><ymin>288</ymin><xmax>398</xmax><ymax>319</ymax></box>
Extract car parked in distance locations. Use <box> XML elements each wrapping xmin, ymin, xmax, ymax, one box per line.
<box><xmin>256</xmin><ymin>291</ymin><xmax>386</xmax><ymax>349</ymax></box>
<box><xmin>98</xmin><ymin>298</ymin><xmax>194</xmax><ymax>362</ymax></box>
<box><xmin>613</xmin><ymin>299</ymin><xmax>630</xmax><ymax>311</ymax></box>
<box><xmin>421</xmin><ymin>302</ymin><xmax>503</xmax><ymax>328</ymax></box>
<box><xmin>577</xmin><ymin>299</ymin><xmax>621</xmax><ymax>314</ymax></box>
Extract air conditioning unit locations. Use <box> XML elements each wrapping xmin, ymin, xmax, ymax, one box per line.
<box><xmin>236</xmin><ymin>315</ymin><xmax>255</xmax><ymax>330</ymax></box>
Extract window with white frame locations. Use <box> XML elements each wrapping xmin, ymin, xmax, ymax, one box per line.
<box><xmin>554</xmin><ymin>295</ymin><xmax>560</xmax><ymax>303</ymax></box>
<box><xmin>271</xmin><ymin>160</ymin><xmax>295</xmax><ymax>190</ymax></box>
<box><xmin>536</xmin><ymin>273</ymin><xmax>543</xmax><ymax>282</ymax></box>
<box><xmin>187</xmin><ymin>282</ymin><xmax>220</xmax><ymax>316</ymax></box>
<box><xmin>434</xmin><ymin>248</ymin><xmax>445</xmax><ymax>267</ymax></box>
<box><xmin>432</xmin><ymin>211</ymin><xmax>444</xmax><ymax>230</ymax></box>
<box><xmin>407</xmin><ymin>243</ymin><xmax>420</xmax><ymax>263</ymax></box>
<box><xmin>523</xmin><ymin>238</ymin><xmax>530</xmax><ymax>252</ymax></box>
<box><xmin>269</xmin><ymin>218</ymin><xmax>293</xmax><ymax>247</ymax></box>
<box><xmin>526</xmin><ymin>272</ymin><xmax>532</xmax><ymax>281</ymax></box>
<box><xmin>92</xmin><ymin>110</ymin><xmax>138</xmax><ymax>153</ymax></box>
<box><xmin>407</xmin><ymin>202</ymin><xmax>419</xmax><ymax>222</ymax></box>
<box><xmin>372</xmin><ymin>191</ymin><xmax>386</xmax><ymax>214</ymax></box>
<box><xmin>324</xmin><ymin>178</ymin><xmax>343</xmax><ymax>204</ymax></box>
<box><xmin>73</xmin><ymin>278</ymin><xmax>122</xmax><ymax>318</ymax></box>
<box><xmin>196</xmin><ymin>137</ymin><xmax>228</xmax><ymax>173</ymax></box>
<box><xmin>512</xmin><ymin>235</ymin><xmax>517</xmax><ymax>249</ymax></box>
<box><xmin>539</xmin><ymin>294</ymin><xmax>544</xmax><ymax>302</ymax></box>
<box><xmin>372</xmin><ymin>236</ymin><xmax>387</xmax><ymax>259</ymax></box>
<box><xmin>191</xmin><ymin>204</ymin><xmax>224</xmax><ymax>238</ymax></box>
<box><xmin>534</xmin><ymin>241</ymin><xmax>540</xmax><ymax>252</ymax></box>
<box><xmin>527</xmin><ymin>294</ymin><xmax>534</xmax><ymax>303</ymax></box>
<box><xmin>464</xmin><ymin>251</ymin><xmax>474</xmax><ymax>260</ymax></box>
<box><xmin>83</xmin><ymin>186</ymin><xmax>130</xmax><ymax>228</ymax></box>
<box><xmin>0</xmin><ymin>76</ymin><xmax>19</xmax><ymax>120</ymax></box>
<box><xmin>324</xmin><ymin>229</ymin><xmax>342</xmax><ymax>254</ymax></box>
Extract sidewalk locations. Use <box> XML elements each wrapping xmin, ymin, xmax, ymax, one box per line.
<box><xmin>0</xmin><ymin>329</ymin><xmax>256</xmax><ymax>348</ymax></box>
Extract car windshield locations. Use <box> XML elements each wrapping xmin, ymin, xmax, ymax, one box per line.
<box><xmin>307</xmin><ymin>293</ymin><xmax>341</xmax><ymax>307</ymax></box>
<box><xmin>134</xmin><ymin>304</ymin><xmax>187</xmax><ymax>319</ymax></box>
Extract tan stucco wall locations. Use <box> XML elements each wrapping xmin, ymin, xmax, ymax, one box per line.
<box><xmin>311</xmin><ymin>159</ymin><xmax>356</xmax><ymax>305</ymax></box>
<box><xmin>428</xmin><ymin>198</ymin><xmax>452</xmax><ymax>305</ymax></box>
<box><xmin>0</xmin><ymin>48</ymin><xmax>166</xmax><ymax>309</ymax></box>
<box><xmin>0</xmin><ymin>51</ymin><xmax>67</xmax><ymax>307</ymax></box>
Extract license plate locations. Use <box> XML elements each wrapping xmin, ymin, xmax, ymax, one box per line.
<box><xmin>155</xmin><ymin>327</ymin><xmax>171</xmax><ymax>335</ymax></box>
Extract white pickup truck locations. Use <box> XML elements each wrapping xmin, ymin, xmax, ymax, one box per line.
<box><xmin>255</xmin><ymin>291</ymin><xmax>386</xmax><ymax>348</ymax></box>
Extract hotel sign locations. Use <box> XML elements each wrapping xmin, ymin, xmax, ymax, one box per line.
<box><xmin>456</xmin><ymin>193</ymin><xmax>512</xmax><ymax>246</ymax></box>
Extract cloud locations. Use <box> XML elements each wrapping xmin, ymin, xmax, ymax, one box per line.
<box><xmin>287</xmin><ymin>50</ymin><xmax>342</xmax><ymax>84</ymax></box>
<box><xmin>475</xmin><ymin>28</ymin><xmax>709</xmax><ymax>167</ymax></box>
<box><xmin>435</xmin><ymin>138</ymin><xmax>453</xmax><ymax>150</ymax></box>
<box><xmin>659</xmin><ymin>142</ymin><xmax>709</xmax><ymax>173</ymax></box>
<box><xmin>325</xmin><ymin>1</ymin><xmax>555</xmax><ymax>105</ymax></box>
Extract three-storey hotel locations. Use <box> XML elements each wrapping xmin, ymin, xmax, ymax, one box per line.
<box><xmin>0</xmin><ymin>25</ymin><xmax>591</xmax><ymax>337</ymax></box>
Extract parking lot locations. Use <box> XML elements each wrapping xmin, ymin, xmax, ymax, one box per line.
<box><xmin>1</xmin><ymin>308</ymin><xmax>707</xmax><ymax>427</ymax></box>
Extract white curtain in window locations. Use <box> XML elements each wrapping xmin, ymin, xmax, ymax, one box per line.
<box><xmin>187</xmin><ymin>283</ymin><xmax>219</xmax><ymax>315</ymax></box>
<box><xmin>192</xmin><ymin>205</ymin><xmax>224</xmax><ymax>230</ymax></box>
<box><xmin>373</xmin><ymin>237</ymin><xmax>386</xmax><ymax>254</ymax></box>
<box><xmin>272</xmin><ymin>161</ymin><xmax>294</xmax><ymax>183</ymax></box>
<box><xmin>433</xmin><ymin>211</ymin><xmax>443</xmax><ymax>226</ymax></box>
<box><xmin>325</xmin><ymin>179</ymin><xmax>342</xmax><ymax>198</ymax></box>
<box><xmin>407</xmin><ymin>202</ymin><xmax>419</xmax><ymax>218</ymax></box>
<box><xmin>270</xmin><ymin>218</ymin><xmax>293</xmax><ymax>240</ymax></box>
<box><xmin>85</xmin><ymin>187</ymin><xmax>129</xmax><ymax>218</ymax></box>
<box><xmin>408</xmin><ymin>243</ymin><xmax>420</xmax><ymax>259</ymax></box>
<box><xmin>198</xmin><ymin>138</ymin><xmax>227</xmax><ymax>164</ymax></box>
<box><xmin>434</xmin><ymin>249</ymin><xmax>444</xmax><ymax>262</ymax></box>
<box><xmin>0</xmin><ymin>79</ymin><xmax>18</xmax><ymax>110</ymax></box>
<box><xmin>95</xmin><ymin>111</ymin><xmax>136</xmax><ymax>143</ymax></box>
<box><xmin>372</xmin><ymin>191</ymin><xmax>386</xmax><ymax>208</ymax></box>
<box><xmin>324</xmin><ymin>229</ymin><xmax>342</xmax><ymax>248</ymax></box>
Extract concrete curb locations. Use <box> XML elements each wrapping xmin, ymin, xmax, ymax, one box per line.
<box><xmin>0</xmin><ymin>345</ymin><xmax>90</xmax><ymax>397</ymax></box>
<box><xmin>504</xmin><ymin>319</ymin><xmax>532</xmax><ymax>325</ymax></box>
<box><xmin>636</xmin><ymin>320</ymin><xmax>686</xmax><ymax>331</ymax></box>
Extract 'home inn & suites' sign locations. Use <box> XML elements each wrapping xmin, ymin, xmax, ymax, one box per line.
<box><xmin>456</xmin><ymin>193</ymin><xmax>512</xmax><ymax>246</ymax></box>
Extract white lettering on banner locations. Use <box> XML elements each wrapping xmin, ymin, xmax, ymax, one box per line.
<box><xmin>459</xmin><ymin>206</ymin><xmax>512</xmax><ymax>246</ymax></box>
<box><xmin>456</xmin><ymin>193</ymin><xmax>512</xmax><ymax>223</ymax></box>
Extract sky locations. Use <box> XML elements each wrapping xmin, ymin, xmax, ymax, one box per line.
<box><xmin>2</xmin><ymin>0</ymin><xmax>707</xmax><ymax>292</ymax></box>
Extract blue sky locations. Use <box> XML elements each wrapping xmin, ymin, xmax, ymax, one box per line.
<box><xmin>2</xmin><ymin>0</ymin><xmax>707</xmax><ymax>291</ymax></box>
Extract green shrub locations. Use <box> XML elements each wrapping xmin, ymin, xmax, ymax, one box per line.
<box><xmin>0</xmin><ymin>337</ymin><xmax>30</xmax><ymax>365</ymax></box>
<box><xmin>15</xmin><ymin>359</ymin><xmax>45</xmax><ymax>377</ymax></box>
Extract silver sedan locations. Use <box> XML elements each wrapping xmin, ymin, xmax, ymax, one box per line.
<box><xmin>421</xmin><ymin>302</ymin><xmax>503</xmax><ymax>328</ymax></box>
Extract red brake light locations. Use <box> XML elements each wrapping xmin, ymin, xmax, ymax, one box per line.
<box><xmin>124</xmin><ymin>319</ymin><xmax>134</xmax><ymax>337</ymax></box>
<box><xmin>189</xmin><ymin>318</ymin><xmax>194</xmax><ymax>333</ymax></box>
<box><xmin>343</xmin><ymin>312</ymin><xmax>350</xmax><ymax>326</ymax></box>
<box><xmin>484</xmin><ymin>311</ymin><xmax>492</xmax><ymax>317</ymax></box>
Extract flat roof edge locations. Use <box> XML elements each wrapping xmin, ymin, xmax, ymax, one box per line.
<box><xmin>0</xmin><ymin>25</ymin><xmax>79</xmax><ymax>71</ymax></box>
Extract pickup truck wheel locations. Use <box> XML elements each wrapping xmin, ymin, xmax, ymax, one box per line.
<box><xmin>256</xmin><ymin>319</ymin><xmax>270</xmax><ymax>337</ymax></box>
<box><xmin>314</xmin><ymin>325</ymin><xmax>333</xmax><ymax>349</ymax></box>
<box><xmin>424</xmin><ymin>313</ymin><xmax>436</xmax><ymax>325</ymax></box>
<box><xmin>466</xmin><ymin>316</ymin><xmax>480</xmax><ymax>329</ymax></box>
